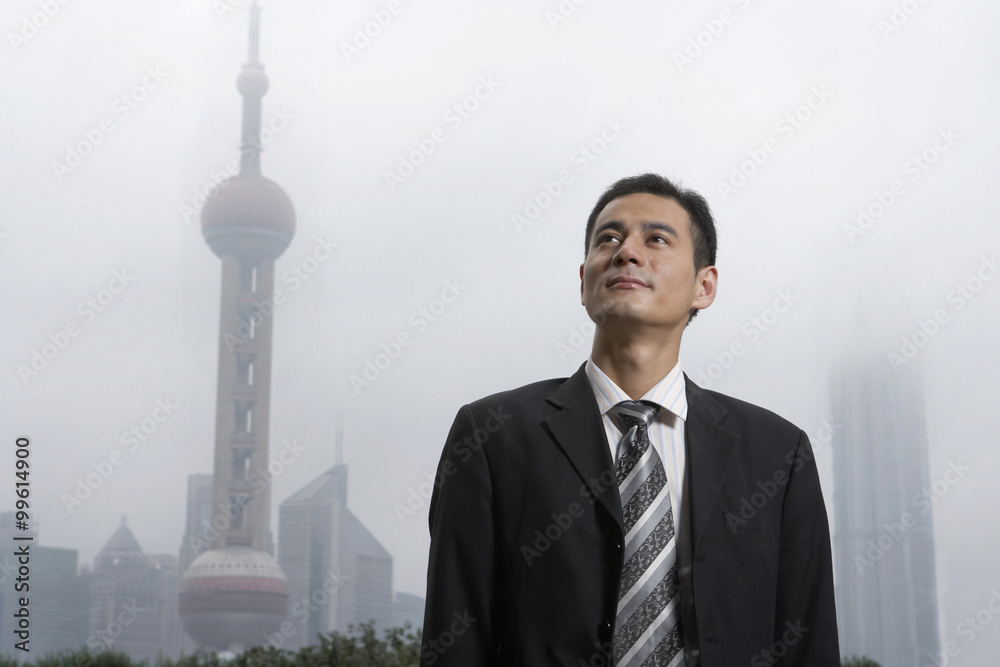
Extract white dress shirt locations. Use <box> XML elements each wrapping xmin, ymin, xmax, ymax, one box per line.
<box><xmin>584</xmin><ymin>357</ymin><xmax>688</xmax><ymax>532</ymax></box>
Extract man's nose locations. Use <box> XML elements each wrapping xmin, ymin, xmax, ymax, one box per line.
<box><xmin>613</xmin><ymin>240</ymin><xmax>643</xmax><ymax>265</ymax></box>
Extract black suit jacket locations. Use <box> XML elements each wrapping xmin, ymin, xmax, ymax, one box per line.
<box><xmin>421</xmin><ymin>364</ymin><xmax>839</xmax><ymax>666</ymax></box>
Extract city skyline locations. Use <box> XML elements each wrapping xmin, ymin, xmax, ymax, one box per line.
<box><xmin>3</xmin><ymin>0</ymin><xmax>998</xmax><ymax>662</ymax></box>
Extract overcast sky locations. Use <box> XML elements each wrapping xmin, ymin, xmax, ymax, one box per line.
<box><xmin>2</xmin><ymin>0</ymin><xmax>999</xmax><ymax>662</ymax></box>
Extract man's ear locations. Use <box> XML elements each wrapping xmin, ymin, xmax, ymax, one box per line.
<box><xmin>692</xmin><ymin>265</ymin><xmax>718</xmax><ymax>311</ymax></box>
<box><xmin>579</xmin><ymin>263</ymin><xmax>586</xmax><ymax>306</ymax></box>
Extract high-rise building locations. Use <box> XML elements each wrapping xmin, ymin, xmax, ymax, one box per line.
<box><xmin>278</xmin><ymin>464</ymin><xmax>394</xmax><ymax>650</ymax></box>
<box><xmin>392</xmin><ymin>592</ymin><xmax>425</xmax><ymax>633</ymax></box>
<box><xmin>177</xmin><ymin>1</ymin><xmax>295</xmax><ymax>652</ymax></box>
<box><xmin>31</xmin><ymin>546</ymin><xmax>90</xmax><ymax>656</ymax></box>
<box><xmin>1</xmin><ymin>513</ymin><xmax>90</xmax><ymax>660</ymax></box>
<box><xmin>176</xmin><ymin>473</ymin><xmax>214</xmax><ymax>654</ymax></box>
<box><xmin>148</xmin><ymin>554</ymin><xmax>182</xmax><ymax>660</ymax></box>
<box><xmin>88</xmin><ymin>518</ymin><xmax>167</xmax><ymax>663</ymax></box>
<box><xmin>179</xmin><ymin>473</ymin><xmax>214</xmax><ymax>576</ymax></box>
<box><xmin>0</xmin><ymin>511</ymin><xmax>35</xmax><ymax>659</ymax></box>
<box><xmin>832</xmin><ymin>357</ymin><xmax>941</xmax><ymax>666</ymax></box>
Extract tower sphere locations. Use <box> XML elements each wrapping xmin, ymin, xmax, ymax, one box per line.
<box><xmin>178</xmin><ymin>546</ymin><xmax>289</xmax><ymax>651</ymax></box>
<box><xmin>237</xmin><ymin>66</ymin><xmax>269</xmax><ymax>98</ymax></box>
<box><xmin>201</xmin><ymin>174</ymin><xmax>295</xmax><ymax>260</ymax></box>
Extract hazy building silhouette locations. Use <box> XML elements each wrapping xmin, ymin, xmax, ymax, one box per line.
<box><xmin>0</xmin><ymin>513</ymin><xmax>91</xmax><ymax>659</ymax></box>
<box><xmin>176</xmin><ymin>473</ymin><xmax>213</xmax><ymax>654</ymax></box>
<box><xmin>148</xmin><ymin>554</ymin><xmax>181</xmax><ymax>660</ymax></box>
<box><xmin>0</xmin><ymin>512</ymin><xmax>88</xmax><ymax>659</ymax></box>
<box><xmin>832</xmin><ymin>357</ymin><xmax>941</xmax><ymax>666</ymax></box>
<box><xmin>177</xmin><ymin>1</ymin><xmax>294</xmax><ymax>651</ymax></box>
<box><xmin>392</xmin><ymin>592</ymin><xmax>425</xmax><ymax>633</ymax></box>
<box><xmin>31</xmin><ymin>546</ymin><xmax>90</xmax><ymax>656</ymax></box>
<box><xmin>179</xmin><ymin>473</ymin><xmax>214</xmax><ymax>575</ymax></box>
<box><xmin>278</xmin><ymin>462</ymin><xmax>393</xmax><ymax>650</ymax></box>
<box><xmin>88</xmin><ymin>518</ymin><xmax>167</xmax><ymax>663</ymax></box>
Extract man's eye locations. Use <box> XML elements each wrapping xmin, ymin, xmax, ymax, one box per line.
<box><xmin>598</xmin><ymin>234</ymin><xmax>620</xmax><ymax>244</ymax></box>
<box><xmin>650</xmin><ymin>235</ymin><xmax>669</xmax><ymax>244</ymax></box>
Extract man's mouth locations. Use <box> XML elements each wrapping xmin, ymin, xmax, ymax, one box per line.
<box><xmin>608</xmin><ymin>275</ymin><xmax>649</xmax><ymax>289</ymax></box>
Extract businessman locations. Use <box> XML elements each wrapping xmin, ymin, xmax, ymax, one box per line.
<box><xmin>421</xmin><ymin>173</ymin><xmax>839</xmax><ymax>666</ymax></box>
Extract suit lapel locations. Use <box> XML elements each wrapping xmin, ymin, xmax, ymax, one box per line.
<box><xmin>544</xmin><ymin>363</ymin><xmax>624</xmax><ymax>537</ymax></box>
<box><xmin>684</xmin><ymin>374</ymin><xmax>742</xmax><ymax>552</ymax></box>
<box><xmin>540</xmin><ymin>366</ymin><xmax>743</xmax><ymax>547</ymax></box>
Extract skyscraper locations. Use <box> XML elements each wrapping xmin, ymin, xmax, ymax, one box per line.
<box><xmin>0</xmin><ymin>513</ymin><xmax>88</xmax><ymax>659</ymax></box>
<box><xmin>179</xmin><ymin>473</ymin><xmax>214</xmax><ymax>576</ymax></box>
<box><xmin>278</xmin><ymin>463</ymin><xmax>394</xmax><ymax>650</ymax></box>
<box><xmin>88</xmin><ymin>518</ymin><xmax>167</xmax><ymax>663</ymax></box>
<box><xmin>177</xmin><ymin>1</ymin><xmax>294</xmax><ymax>652</ymax></box>
<box><xmin>832</xmin><ymin>357</ymin><xmax>941</xmax><ymax>666</ymax></box>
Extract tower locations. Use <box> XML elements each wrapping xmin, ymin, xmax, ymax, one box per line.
<box><xmin>831</xmin><ymin>356</ymin><xmax>941</xmax><ymax>665</ymax></box>
<box><xmin>178</xmin><ymin>2</ymin><xmax>293</xmax><ymax>651</ymax></box>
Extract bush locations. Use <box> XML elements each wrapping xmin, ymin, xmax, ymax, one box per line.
<box><xmin>7</xmin><ymin>623</ymin><xmax>422</xmax><ymax>667</ymax></box>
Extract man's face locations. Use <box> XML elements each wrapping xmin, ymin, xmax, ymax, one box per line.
<box><xmin>580</xmin><ymin>192</ymin><xmax>713</xmax><ymax>332</ymax></box>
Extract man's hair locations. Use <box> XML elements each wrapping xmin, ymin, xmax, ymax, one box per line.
<box><xmin>584</xmin><ymin>173</ymin><xmax>717</xmax><ymax>269</ymax></box>
<box><xmin>583</xmin><ymin>173</ymin><xmax>718</xmax><ymax>323</ymax></box>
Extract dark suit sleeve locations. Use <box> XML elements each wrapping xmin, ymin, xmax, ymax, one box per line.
<box><xmin>772</xmin><ymin>429</ymin><xmax>840</xmax><ymax>665</ymax></box>
<box><xmin>421</xmin><ymin>404</ymin><xmax>499</xmax><ymax>666</ymax></box>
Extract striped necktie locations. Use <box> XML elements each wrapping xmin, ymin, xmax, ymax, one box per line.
<box><xmin>612</xmin><ymin>400</ymin><xmax>685</xmax><ymax>667</ymax></box>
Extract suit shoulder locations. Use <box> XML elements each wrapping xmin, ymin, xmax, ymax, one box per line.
<box><xmin>465</xmin><ymin>376</ymin><xmax>567</xmax><ymax>415</ymax></box>
<box><xmin>696</xmin><ymin>385</ymin><xmax>803</xmax><ymax>438</ymax></box>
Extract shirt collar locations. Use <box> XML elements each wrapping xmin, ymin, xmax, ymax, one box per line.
<box><xmin>584</xmin><ymin>356</ymin><xmax>688</xmax><ymax>422</ymax></box>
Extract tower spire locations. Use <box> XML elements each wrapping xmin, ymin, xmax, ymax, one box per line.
<box><xmin>247</xmin><ymin>0</ymin><xmax>261</xmax><ymax>66</ymax></box>
<box><xmin>335</xmin><ymin>410</ymin><xmax>344</xmax><ymax>466</ymax></box>
<box><xmin>236</xmin><ymin>1</ymin><xmax>268</xmax><ymax>176</ymax></box>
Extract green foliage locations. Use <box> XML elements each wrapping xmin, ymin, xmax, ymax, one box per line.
<box><xmin>842</xmin><ymin>656</ymin><xmax>881</xmax><ymax>667</ymax></box>
<box><xmin>6</xmin><ymin>649</ymin><xmax>138</xmax><ymax>667</ymax></box>
<box><xmin>9</xmin><ymin>623</ymin><xmax>421</xmax><ymax>667</ymax></box>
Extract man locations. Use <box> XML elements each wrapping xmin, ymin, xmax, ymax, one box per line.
<box><xmin>421</xmin><ymin>174</ymin><xmax>839</xmax><ymax>666</ymax></box>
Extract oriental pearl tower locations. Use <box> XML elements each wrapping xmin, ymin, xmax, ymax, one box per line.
<box><xmin>178</xmin><ymin>2</ymin><xmax>293</xmax><ymax>651</ymax></box>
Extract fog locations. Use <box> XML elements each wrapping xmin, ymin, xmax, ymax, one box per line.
<box><xmin>2</xmin><ymin>0</ymin><xmax>998</xmax><ymax>662</ymax></box>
